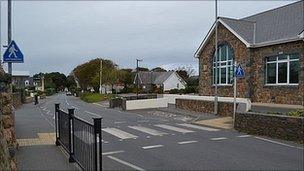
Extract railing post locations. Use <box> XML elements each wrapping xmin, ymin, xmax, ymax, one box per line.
<box><xmin>55</xmin><ymin>103</ymin><xmax>60</xmax><ymax>146</ymax></box>
<box><xmin>68</xmin><ymin>108</ymin><xmax>75</xmax><ymax>163</ymax></box>
<box><xmin>93</xmin><ymin>118</ymin><xmax>102</xmax><ymax>171</ymax></box>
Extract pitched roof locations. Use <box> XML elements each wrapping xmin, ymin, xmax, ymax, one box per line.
<box><xmin>12</xmin><ymin>71</ymin><xmax>30</xmax><ymax>77</ymax></box>
<box><xmin>136</xmin><ymin>71</ymin><xmax>177</xmax><ymax>85</ymax></box>
<box><xmin>195</xmin><ymin>1</ymin><xmax>304</xmax><ymax>57</ymax></box>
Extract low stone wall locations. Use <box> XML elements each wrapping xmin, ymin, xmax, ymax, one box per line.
<box><xmin>235</xmin><ymin>112</ymin><xmax>304</xmax><ymax>142</ymax></box>
<box><xmin>175</xmin><ymin>98</ymin><xmax>240</xmax><ymax>116</ymax></box>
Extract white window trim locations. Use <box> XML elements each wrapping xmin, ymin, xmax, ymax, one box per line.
<box><xmin>265</xmin><ymin>54</ymin><xmax>299</xmax><ymax>86</ymax></box>
<box><xmin>213</xmin><ymin>45</ymin><xmax>234</xmax><ymax>86</ymax></box>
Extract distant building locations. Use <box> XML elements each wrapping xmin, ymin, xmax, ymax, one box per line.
<box><xmin>134</xmin><ymin>71</ymin><xmax>187</xmax><ymax>92</ymax></box>
<box><xmin>12</xmin><ymin>71</ymin><xmax>31</xmax><ymax>88</ymax></box>
<box><xmin>195</xmin><ymin>1</ymin><xmax>303</xmax><ymax>105</ymax></box>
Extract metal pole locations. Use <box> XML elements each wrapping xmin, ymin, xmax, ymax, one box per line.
<box><xmin>0</xmin><ymin>0</ymin><xmax>2</xmax><ymax>66</ymax></box>
<box><xmin>136</xmin><ymin>59</ymin><xmax>142</xmax><ymax>98</ymax></box>
<box><xmin>55</xmin><ymin>103</ymin><xmax>60</xmax><ymax>146</ymax></box>
<box><xmin>233</xmin><ymin>61</ymin><xmax>237</xmax><ymax>128</ymax></box>
<box><xmin>8</xmin><ymin>0</ymin><xmax>12</xmax><ymax>75</ymax></box>
<box><xmin>214</xmin><ymin>0</ymin><xmax>219</xmax><ymax>115</ymax></box>
<box><xmin>93</xmin><ymin>118</ymin><xmax>102</xmax><ymax>171</ymax></box>
<box><xmin>68</xmin><ymin>108</ymin><xmax>75</xmax><ymax>163</ymax></box>
<box><xmin>99</xmin><ymin>59</ymin><xmax>102</xmax><ymax>94</ymax></box>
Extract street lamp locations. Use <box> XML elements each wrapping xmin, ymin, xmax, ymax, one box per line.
<box><xmin>99</xmin><ymin>59</ymin><xmax>103</xmax><ymax>94</ymax></box>
<box><xmin>214</xmin><ymin>0</ymin><xmax>219</xmax><ymax>115</ymax></box>
<box><xmin>136</xmin><ymin>59</ymin><xmax>142</xmax><ymax>98</ymax></box>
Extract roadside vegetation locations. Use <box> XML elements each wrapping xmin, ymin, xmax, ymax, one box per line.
<box><xmin>80</xmin><ymin>92</ymin><xmax>117</xmax><ymax>103</ymax></box>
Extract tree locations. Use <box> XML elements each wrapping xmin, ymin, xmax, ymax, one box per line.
<box><xmin>137</xmin><ymin>67</ymin><xmax>149</xmax><ymax>72</ymax></box>
<box><xmin>175</xmin><ymin>66</ymin><xmax>196</xmax><ymax>81</ymax></box>
<box><xmin>66</xmin><ymin>75</ymin><xmax>77</xmax><ymax>89</ymax></box>
<box><xmin>73</xmin><ymin>58</ymin><xmax>118</xmax><ymax>90</ymax></box>
<box><xmin>151</xmin><ymin>67</ymin><xmax>167</xmax><ymax>72</ymax></box>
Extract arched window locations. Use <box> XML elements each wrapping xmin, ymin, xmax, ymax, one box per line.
<box><xmin>213</xmin><ymin>45</ymin><xmax>234</xmax><ymax>85</ymax></box>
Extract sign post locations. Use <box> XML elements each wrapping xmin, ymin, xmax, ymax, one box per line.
<box><xmin>233</xmin><ymin>62</ymin><xmax>245</xmax><ymax>127</ymax></box>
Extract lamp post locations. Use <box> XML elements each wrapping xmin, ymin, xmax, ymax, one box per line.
<box><xmin>7</xmin><ymin>0</ymin><xmax>12</xmax><ymax>75</ymax></box>
<box><xmin>99</xmin><ymin>59</ymin><xmax>102</xmax><ymax>94</ymax></box>
<box><xmin>214</xmin><ymin>0</ymin><xmax>219</xmax><ymax>115</ymax></box>
<box><xmin>136</xmin><ymin>59</ymin><xmax>142</xmax><ymax>98</ymax></box>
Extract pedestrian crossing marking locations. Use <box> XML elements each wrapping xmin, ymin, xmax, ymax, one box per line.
<box><xmin>154</xmin><ymin>124</ymin><xmax>194</xmax><ymax>133</ymax></box>
<box><xmin>128</xmin><ymin>126</ymin><xmax>167</xmax><ymax>136</ymax></box>
<box><xmin>177</xmin><ymin>123</ymin><xmax>219</xmax><ymax>131</ymax></box>
<box><xmin>102</xmin><ymin>128</ymin><xmax>137</xmax><ymax>139</ymax></box>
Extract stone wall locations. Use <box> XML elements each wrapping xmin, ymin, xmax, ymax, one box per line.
<box><xmin>12</xmin><ymin>92</ymin><xmax>22</xmax><ymax>109</ymax></box>
<box><xmin>175</xmin><ymin>98</ymin><xmax>238</xmax><ymax>116</ymax></box>
<box><xmin>0</xmin><ymin>93</ymin><xmax>18</xmax><ymax>171</ymax></box>
<box><xmin>198</xmin><ymin>23</ymin><xmax>249</xmax><ymax>98</ymax></box>
<box><xmin>235</xmin><ymin>112</ymin><xmax>304</xmax><ymax>142</ymax></box>
<box><xmin>251</xmin><ymin>41</ymin><xmax>304</xmax><ymax>105</ymax></box>
<box><xmin>198</xmin><ymin>22</ymin><xmax>304</xmax><ymax>105</ymax></box>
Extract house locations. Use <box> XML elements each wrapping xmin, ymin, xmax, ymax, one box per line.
<box><xmin>135</xmin><ymin>71</ymin><xmax>186</xmax><ymax>92</ymax></box>
<box><xmin>11</xmin><ymin>71</ymin><xmax>31</xmax><ymax>88</ymax></box>
<box><xmin>195</xmin><ymin>1</ymin><xmax>303</xmax><ymax>105</ymax></box>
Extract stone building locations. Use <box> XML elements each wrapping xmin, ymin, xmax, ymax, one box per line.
<box><xmin>195</xmin><ymin>1</ymin><xmax>304</xmax><ymax>105</ymax></box>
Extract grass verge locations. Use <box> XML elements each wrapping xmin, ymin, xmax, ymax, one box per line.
<box><xmin>80</xmin><ymin>92</ymin><xmax>117</xmax><ymax>103</ymax></box>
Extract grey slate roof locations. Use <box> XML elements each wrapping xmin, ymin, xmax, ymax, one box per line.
<box><xmin>221</xmin><ymin>0</ymin><xmax>303</xmax><ymax>45</ymax></box>
<box><xmin>137</xmin><ymin>71</ymin><xmax>175</xmax><ymax>85</ymax></box>
<box><xmin>195</xmin><ymin>0</ymin><xmax>304</xmax><ymax>56</ymax></box>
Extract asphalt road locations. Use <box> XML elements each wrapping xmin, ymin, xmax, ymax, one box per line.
<box><xmin>36</xmin><ymin>93</ymin><xmax>303</xmax><ymax>170</ymax></box>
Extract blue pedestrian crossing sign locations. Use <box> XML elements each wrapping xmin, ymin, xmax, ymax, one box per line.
<box><xmin>3</xmin><ymin>40</ymin><xmax>24</xmax><ymax>63</ymax></box>
<box><xmin>235</xmin><ymin>64</ymin><xmax>245</xmax><ymax>78</ymax></box>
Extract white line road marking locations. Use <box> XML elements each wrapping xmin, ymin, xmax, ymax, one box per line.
<box><xmin>71</xmin><ymin>106</ymin><xmax>79</xmax><ymax>109</ymax></box>
<box><xmin>102</xmin><ymin>128</ymin><xmax>137</xmax><ymax>139</ymax></box>
<box><xmin>178</xmin><ymin>141</ymin><xmax>198</xmax><ymax>145</ymax></box>
<box><xmin>114</xmin><ymin>121</ymin><xmax>126</xmax><ymax>124</ymax></box>
<box><xmin>237</xmin><ymin>135</ymin><xmax>251</xmax><ymax>138</ymax></box>
<box><xmin>128</xmin><ymin>126</ymin><xmax>167</xmax><ymax>136</ymax></box>
<box><xmin>178</xmin><ymin>123</ymin><xmax>219</xmax><ymax>131</ymax></box>
<box><xmin>211</xmin><ymin>137</ymin><xmax>227</xmax><ymax>141</ymax></box>
<box><xmin>138</xmin><ymin>120</ymin><xmax>149</xmax><ymax>123</ymax></box>
<box><xmin>107</xmin><ymin>156</ymin><xmax>145</xmax><ymax>171</ymax></box>
<box><xmin>102</xmin><ymin>150</ymin><xmax>124</xmax><ymax>155</ymax></box>
<box><xmin>155</xmin><ymin>124</ymin><xmax>194</xmax><ymax>133</ymax></box>
<box><xmin>142</xmin><ymin>145</ymin><xmax>163</xmax><ymax>149</ymax></box>
<box><xmin>254</xmin><ymin>136</ymin><xmax>304</xmax><ymax>150</ymax></box>
<box><xmin>84</xmin><ymin>111</ymin><xmax>101</xmax><ymax>117</ymax></box>
<box><xmin>46</xmin><ymin>110</ymin><xmax>50</xmax><ymax>115</ymax></box>
<box><xmin>137</xmin><ymin>114</ymin><xmax>144</xmax><ymax>117</ymax></box>
<box><xmin>93</xmin><ymin>103</ymin><xmax>107</xmax><ymax>108</ymax></box>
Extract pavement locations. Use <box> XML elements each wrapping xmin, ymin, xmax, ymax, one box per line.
<box><xmin>194</xmin><ymin>117</ymin><xmax>233</xmax><ymax>129</ymax></box>
<box><xmin>15</xmin><ymin>101</ymin><xmax>79</xmax><ymax>170</ymax></box>
<box><xmin>15</xmin><ymin>93</ymin><xmax>304</xmax><ymax>170</ymax></box>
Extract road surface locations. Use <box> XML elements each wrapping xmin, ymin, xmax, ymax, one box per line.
<box><xmin>35</xmin><ymin>93</ymin><xmax>303</xmax><ymax>170</ymax></box>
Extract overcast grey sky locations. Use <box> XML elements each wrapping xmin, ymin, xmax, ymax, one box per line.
<box><xmin>0</xmin><ymin>0</ymin><xmax>294</xmax><ymax>75</ymax></box>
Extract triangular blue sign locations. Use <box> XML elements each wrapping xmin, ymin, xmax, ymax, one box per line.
<box><xmin>235</xmin><ymin>64</ymin><xmax>245</xmax><ymax>78</ymax></box>
<box><xmin>3</xmin><ymin>40</ymin><xmax>24</xmax><ymax>63</ymax></box>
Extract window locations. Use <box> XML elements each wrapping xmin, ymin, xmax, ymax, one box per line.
<box><xmin>266</xmin><ymin>54</ymin><xmax>299</xmax><ymax>85</ymax></box>
<box><xmin>213</xmin><ymin>45</ymin><xmax>234</xmax><ymax>85</ymax></box>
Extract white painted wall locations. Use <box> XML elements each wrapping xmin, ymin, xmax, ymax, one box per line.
<box><xmin>162</xmin><ymin>94</ymin><xmax>251</xmax><ymax>111</ymax></box>
<box><xmin>163</xmin><ymin>72</ymin><xmax>186</xmax><ymax>91</ymax></box>
<box><xmin>126</xmin><ymin>98</ymin><xmax>168</xmax><ymax>110</ymax></box>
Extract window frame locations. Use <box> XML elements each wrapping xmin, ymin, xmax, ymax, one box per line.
<box><xmin>212</xmin><ymin>45</ymin><xmax>234</xmax><ymax>86</ymax></box>
<box><xmin>265</xmin><ymin>54</ymin><xmax>299</xmax><ymax>86</ymax></box>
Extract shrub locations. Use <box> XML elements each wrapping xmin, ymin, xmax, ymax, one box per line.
<box><xmin>287</xmin><ymin>109</ymin><xmax>304</xmax><ymax>117</ymax></box>
<box><xmin>45</xmin><ymin>88</ymin><xmax>56</xmax><ymax>96</ymax></box>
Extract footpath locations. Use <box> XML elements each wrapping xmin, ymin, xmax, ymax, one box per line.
<box><xmin>14</xmin><ymin>103</ymin><xmax>78</xmax><ymax>170</ymax></box>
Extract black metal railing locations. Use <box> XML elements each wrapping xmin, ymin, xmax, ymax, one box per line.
<box><xmin>55</xmin><ymin>103</ymin><xmax>102</xmax><ymax>171</ymax></box>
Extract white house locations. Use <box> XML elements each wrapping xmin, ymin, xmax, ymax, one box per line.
<box><xmin>135</xmin><ymin>71</ymin><xmax>186</xmax><ymax>92</ymax></box>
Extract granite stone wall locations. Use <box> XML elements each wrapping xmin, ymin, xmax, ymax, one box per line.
<box><xmin>12</xmin><ymin>92</ymin><xmax>22</xmax><ymax>109</ymax></box>
<box><xmin>235</xmin><ymin>112</ymin><xmax>304</xmax><ymax>142</ymax></box>
<box><xmin>0</xmin><ymin>91</ymin><xmax>18</xmax><ymax>171</ymax></box>
<box><xmin>175</xmin><ymin>98</ymin><xmax>237</xmax><ymax>116</ymax></box>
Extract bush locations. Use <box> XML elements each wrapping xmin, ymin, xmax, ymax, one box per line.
<box><xmin>45</xmin><ymin>88</ymin><xmax>56</xmax><ymax>96</ymax></box>
<box><xmin>287</xmin><ymin>109</ymin><xmax>304</xmax><ymax>117</ymax></box>
<box><xmin>184</xmin><ymin>86</ymin><xmax>198</xmax><ymax>94</ymax></box>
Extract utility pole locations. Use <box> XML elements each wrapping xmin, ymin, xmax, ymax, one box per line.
<box><xmin>136</xmin><ymin>59</ymin><xmax>142</xmax><ymax>98</ymax></box>
<box><xmin>214</xmin><ymin>0</ymin><xmax>219</xmax><ymax>115</ymax></box>
<box><xmin>99</xmin><ymin>59</ymin><xmax>102</xmax><ymax>94</ymax></box>
<box><xmin>8</xmin><ymin>0</ymin><xmax>12</xmax><ymax>75</ymax></box>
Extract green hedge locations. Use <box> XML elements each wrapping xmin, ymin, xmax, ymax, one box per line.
<box><xmin>80</xmin><ymin>92</ymin><xmax>117</xmax><ymax>103</ymax></box>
